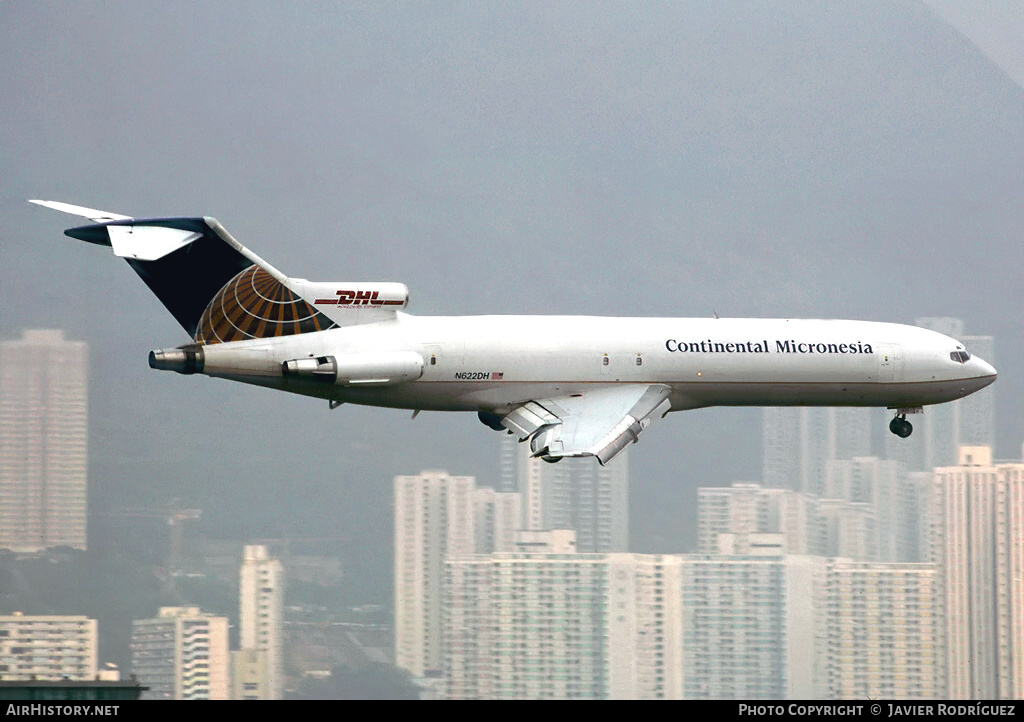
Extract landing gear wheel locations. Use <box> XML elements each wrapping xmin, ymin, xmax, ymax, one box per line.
<box><xmin>541</xmin><ymin>455</ymin><xmax>562</xmax><ymax>464</ymax></box>
<box><xmin>889</xmin><ymin>416</ymin><xmax>913</xmax><ymax>438</ymax></box>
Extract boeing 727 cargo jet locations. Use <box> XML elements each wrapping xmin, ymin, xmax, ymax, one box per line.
<box><xmin>32</xmin><ymin>201</ymin><xmax>997</xmax><ymax>465</ymax></box>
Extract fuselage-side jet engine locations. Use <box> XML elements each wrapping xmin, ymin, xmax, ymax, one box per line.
<box><xmin>32</xmin><ymin>200</ymin><xmax>997</xmax><ymax>465</ymax></box>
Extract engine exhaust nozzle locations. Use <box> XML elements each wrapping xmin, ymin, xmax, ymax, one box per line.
<box><xmin>149</xmin><ymin>346</ymin><xmax>204</xmax><ymax>375</ymax></box>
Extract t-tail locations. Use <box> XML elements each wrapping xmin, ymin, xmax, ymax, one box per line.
<box><xmin>30</xmin><ymin>201</ymin><xmax>409</xmax><ymax>355</ymax></box>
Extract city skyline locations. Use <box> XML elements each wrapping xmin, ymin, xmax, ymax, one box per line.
<box><xmin>429</xmin><ymin>438</ymin><xmax>1024</xmax><ymax>699</ymax></box>
<box><xmin>3</xmin><ymin>437</ymin><xmax>1020</xmax><ymax>699</ymax></box>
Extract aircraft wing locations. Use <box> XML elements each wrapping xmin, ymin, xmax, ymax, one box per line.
<box><xmin>499</xmin><ymin>384</ymin><xmax>672</xmax><ymax>465</ymax></box>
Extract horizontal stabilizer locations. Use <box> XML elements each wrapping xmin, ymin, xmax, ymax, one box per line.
<box><xmin>29</xmin><ymin>199</ymin><xmax>131</xmax><ymax>222</ymax></box>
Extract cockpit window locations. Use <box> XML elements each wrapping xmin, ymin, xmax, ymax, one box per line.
<box><xmin>950</xmin><ymin>351</ymin><xmax>971</xmax><ymax>363</ymax></box>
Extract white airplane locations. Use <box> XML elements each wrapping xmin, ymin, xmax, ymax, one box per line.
<box><xmin>33</xmin><ymin>200</ymin><xmax>997</xmax><ymax>465</ymax></box>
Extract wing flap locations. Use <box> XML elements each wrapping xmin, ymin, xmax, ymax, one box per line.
<box><xmin>501</xmin><ymin>401</ymin><xmax>562</xmax><ymax>438</ymax></box>
<box><xmin>589</xmin><ymin>386</ymin><xmax>672</xmax><ymax>464</ymax></box>
<box><xmin>500</xmin><ymin>384</ymin><xmax>671</xmax><ymax>465</ymax></box>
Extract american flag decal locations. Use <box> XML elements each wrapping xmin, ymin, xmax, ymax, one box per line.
<box><xmin>492</xmin><ymin>372</ymin><xmax>503</xmax><ymax>380</ymax></box>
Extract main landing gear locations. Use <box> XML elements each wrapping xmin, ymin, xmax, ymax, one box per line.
<box><xmin>888</xmin><ymin>407</ymin><xmax>921</xmax><ymax>438</ymax></box>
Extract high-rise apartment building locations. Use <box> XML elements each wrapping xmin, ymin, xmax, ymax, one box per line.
<box><xmin>0</xmin><ymin>330</ymin><xmax>87</xmax><ymax>552</ymax></box>
<box><xmin>131</xmin><ymin>607</ymin><xmax>229</xmax><ymax>700</ymax></box>
<box><xmin>444</xmin><ymin>551</ymin><xmax>684</xmax><ymax>699</ymax></box>
<box><xmin>239</xmin><ymin>544</ymin><xmax>284</xmax><ymax>699</ymax></box>
<box><xmin>395</xmin><ymin>471</ymin><xmax>514</xmax><ymax>677</ymax></box>
<box><xmin>499</xmin><ymin>435</ymin><xmax>628</xmax><ymax>551</ymax></box>
<box><xmin>815</xmin><ymin>499</ymin><xmax>877</xmax><ymax>561</ymax></box>
<box><xmin>930</xmin><ymin>447</ymin><xmax>1024</xmax><ymax>699</ymax></box>
<box><xmin>471</xmin><ymin>486</ymin><xmax>522</xmax><ymax>554</ymax></box>
<box><xmin>697</xmin><ymin>483</ymin><xmax>816</xmax><ymax>555</ymax></box>
<box><xmin>901</xmin><ymin>471</ymin><xmax>933</xmax><ymax>564</ymax></box>
<box><xmin>698</xmin><ymin>479</ymin><xmax>924</xmax><ymax>563</ymax></box>
<box><xmin>826</xmin><ymin>457</ymin><xmax>918</xmax><ymax>562</ymax></box>
<box><xmin>698</xmin><ymin>478</ymin><xmax>919</xmax><ymax>563</ymax></box>
<box><xmin>682</xmin><ymin>553</ymin><xmax>824</xmax><ymax>699</ymax></box>
<box><xmin>0</xmin><ymin>614</ymin><xmax>97</xmax><ymax>681</ymax></box>
<box><xmin>762</xmin><ymin>407</ymin><xmax>872</xmax><ymax>497</ymax></box>
<box><xmin>823</xmin><ymin>561</ymin><xmax>941</xmax><ymax>699</ymax></box>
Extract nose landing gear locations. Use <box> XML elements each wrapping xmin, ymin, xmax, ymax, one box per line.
<box><xmin>889</xmin><ymin>414</ymin><xmax>913</xmax><ymax>438</ymax></box>
<box><xmin>888</xmin><ymin>407</ymin><xmax>922</xmax><ymax>438</ymax></box>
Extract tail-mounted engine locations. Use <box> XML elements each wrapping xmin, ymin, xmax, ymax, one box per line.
<box><xmin>282</xmin><ymin>352</ymin><xmax>424</xmax><ymax>386</ymax></box>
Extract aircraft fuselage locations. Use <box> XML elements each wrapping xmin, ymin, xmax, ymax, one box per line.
<box><xmin>183</xmin><ymin>315</ymin><xmax>996</xmax><ymax>414</ymax></box>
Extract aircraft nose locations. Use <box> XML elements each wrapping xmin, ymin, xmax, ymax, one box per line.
<box><xmin>973</xmin><ymin>357</ymin><xmax>997</xmax><ymax>385</ymax></box>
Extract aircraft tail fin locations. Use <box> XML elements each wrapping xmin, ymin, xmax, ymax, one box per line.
<box><xmin>32</xmin><ymin>201</ymin><xmax>337</xmax><ymax>344</ymax></box>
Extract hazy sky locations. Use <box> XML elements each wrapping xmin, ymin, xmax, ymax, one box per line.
<box><xmin>2</xmin><ymin>1</ymin><xmax>1022</xmax><ymax>590</ymax></box>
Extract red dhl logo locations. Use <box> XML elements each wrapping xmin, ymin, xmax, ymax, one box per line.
<box><xmin>314</xmin><ymin>290</ymin><xmax>405</xmax><ymax>307</ymax></box>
